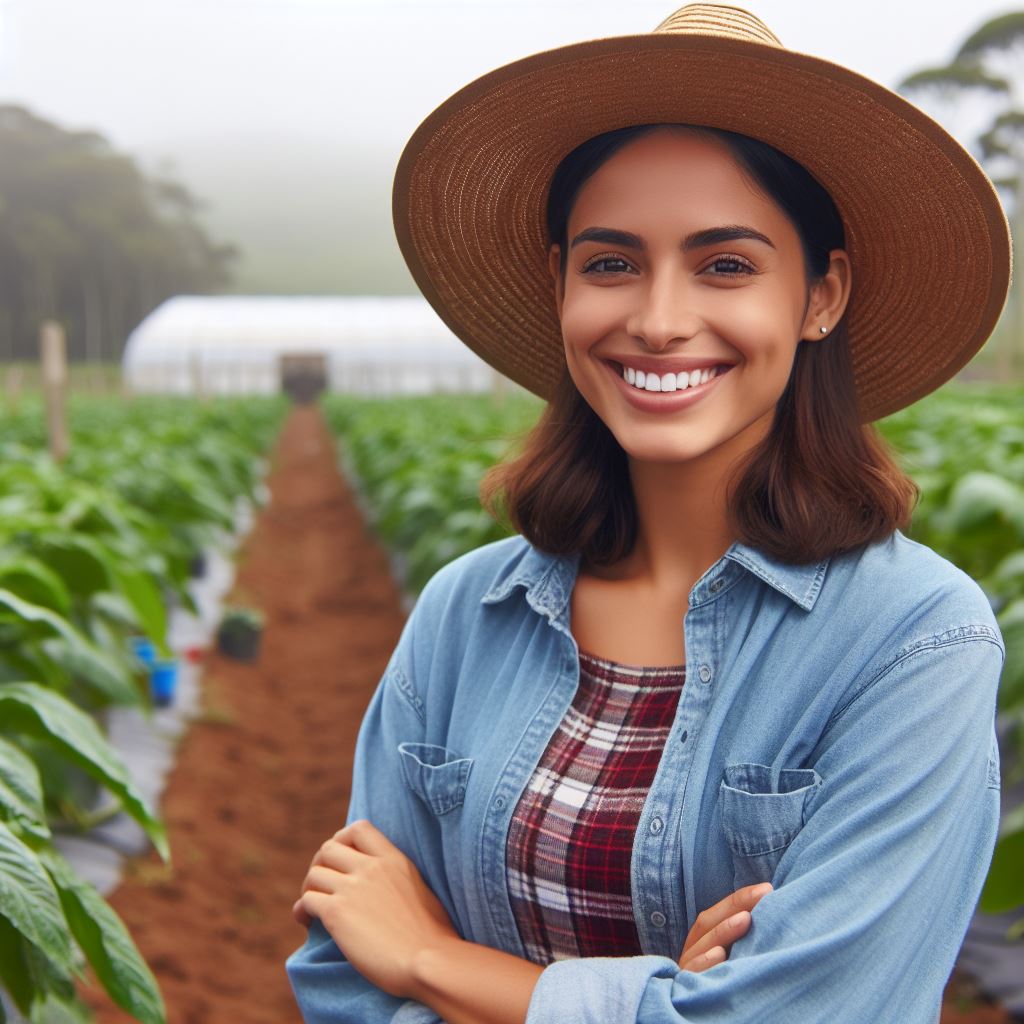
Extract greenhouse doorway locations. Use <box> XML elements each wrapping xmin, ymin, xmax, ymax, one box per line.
<box><xmin>279</xmin><ymin>352</ymin><xmax>327</xmax><ymax>403</ymax></box>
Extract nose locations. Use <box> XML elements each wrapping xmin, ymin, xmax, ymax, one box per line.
<box><xmin>625</xmin><ymin>268</ymin><xmax>702</xmax><ymax>351</ymax></box>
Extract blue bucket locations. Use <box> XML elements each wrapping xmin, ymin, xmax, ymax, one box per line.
<box><xmin>129</xmin><ymin>636</ymin><xmax>157</xmax><ymax>669</ymax></box>
<box><xmin>150</xmin><ymin>658</ymin><xmax>178</xmax><ymax>707</ymax></box>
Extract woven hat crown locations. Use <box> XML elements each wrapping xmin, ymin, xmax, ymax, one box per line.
<box><xmin>653</xmin><ymin>4</ymin><xmax>783</xmax><ymax>46</ymax></box>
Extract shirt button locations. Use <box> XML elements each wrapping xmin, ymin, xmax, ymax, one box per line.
<box><xmin>698</xmin><ymin>664</ymin><xmax>712</xmax><ymax>683</ymax></box>
<box><xmin>493</xmin><ymin>797</ymin><xmax>505</xmax><ymax>811</ymax></box>
<box><xmin>649</xmin><ymin>816</ymin><xmax>663</xmax><ymax>835</ymax></box>
<box><xmin>650</xmin><ymin>911</ymin><xmax>666</xmax><ymax>928</ymax></box>
<box><xmin>710</xmin><ymin>578</ymin><xmax>725</xmax><ymax>593</ymax></box>
<box><xmin>679</xmin><ymin>729</ymin><xmax>688</xmax><ymax>743</ymax></box>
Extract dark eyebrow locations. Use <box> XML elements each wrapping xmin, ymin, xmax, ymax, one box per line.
<box><xmin>569</xmin><ymin>224</ymin><xmax>776</xmax><ymax>252</ymax></box>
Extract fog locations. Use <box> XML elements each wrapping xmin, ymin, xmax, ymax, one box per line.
<box><xmin>0</xmin><ymin>0</ymin><xmax>1014</xmax><ymax>294</ymax></box>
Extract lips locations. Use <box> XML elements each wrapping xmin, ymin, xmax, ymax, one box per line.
<box><xmin>606</xmin><ymin>360</ymin><xmax>735</xmax><ymax>393</ymax></box>
<box><xmin>601</xmin><ymin>357</ymin><xmax>731</xmax><ymax>412</ymax></box>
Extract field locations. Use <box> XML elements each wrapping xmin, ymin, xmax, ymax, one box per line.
<box><xmin>1</xmin><ymin>382</ymin><xmax>1020</xmax><ymax>1022</ymax></box>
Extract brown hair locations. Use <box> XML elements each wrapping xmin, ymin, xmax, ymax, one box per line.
<box><xmin>479</xmin><ymin>124</ymin><xmax>918</xmax><ymax>566</ymax></box>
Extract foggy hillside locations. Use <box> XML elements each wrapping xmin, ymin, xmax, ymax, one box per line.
<box><xmin>138</xmin><ymin>136</ymin><xmax>417</xmax><ymax>296</ymax></box>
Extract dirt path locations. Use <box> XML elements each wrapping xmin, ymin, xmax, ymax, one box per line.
<box><xmin>78</xmin><ymin>403</ymin><xmax>1012</xmax><ymax>1024</ymax></box>
<box><xmin>80</xmin><ymin>405</ymin><xmax>408</xmax><ymax>1024</ymax></box>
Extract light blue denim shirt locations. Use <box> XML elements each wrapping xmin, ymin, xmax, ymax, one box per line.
<box><xmin>286</xmin><ymin>529</ymin><xmax>1004</xmax><ymax>1023</ymax></box>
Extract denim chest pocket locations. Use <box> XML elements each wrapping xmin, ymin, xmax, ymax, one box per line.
<box><xmin>397</xmin><ymin>742</ymin><xmax>473</xmax><ymax>817</ymax></box>
<box><xmin>720</xmin><ymin>762</ymin><xmax>823</xmax><ymax>889</ymax></box>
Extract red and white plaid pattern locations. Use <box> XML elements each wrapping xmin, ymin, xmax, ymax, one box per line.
<box><xmin>506</xmin><ymin>648</ymin><xmax>686</xmax><ymax>964</ymax></box>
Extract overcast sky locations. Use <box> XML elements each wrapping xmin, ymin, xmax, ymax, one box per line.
<box><xmin>0</xmin><ymin>0</ymin><xmax>1017</xmax><ymax>293</ymax></box>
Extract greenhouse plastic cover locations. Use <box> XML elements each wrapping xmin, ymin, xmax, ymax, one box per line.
<box><xmin>121</xmin><ymin>294</ymin><xmax>502</xmax><ymax>395</ymax></box>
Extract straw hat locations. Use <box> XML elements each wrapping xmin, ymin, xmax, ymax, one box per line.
<box><xmin>392</xmin><ymin>3</ymin><xmax>1013</xmax><ymax>421</ymax></box>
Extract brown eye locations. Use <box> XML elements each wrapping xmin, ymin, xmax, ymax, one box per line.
<box><xmin>581</xmin><ymin>254</ymin><xmax>634</xmax><ymax>275</ymax></box>
<box><xmin>706</xmin><ymin>255</ymin><xmax>756</xmax><ymax>275</ymax></box>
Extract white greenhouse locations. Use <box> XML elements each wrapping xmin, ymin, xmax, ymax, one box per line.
<box><xmin>121</xmin><ymin>295</ymin><xmax>508</xmax><ymax>396</ymax></box>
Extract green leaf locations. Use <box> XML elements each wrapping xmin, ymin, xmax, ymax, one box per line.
<box><xmin>39</xmin><ymin>849</ymin><xmax>166</xmax><ymax>1024</ymax></box>
<box><xmin>991</xmin><ymin>549</ymin><xmax>1024</xmax><ymax>593</ymax></box>
<box><xmin>0</xmin><ymin>589</ymin><xmax>140</xmax><ymax>706</ymax></box>
<box><xmin>32</xmin><ymin>536</ymin><xmax>111</xmax><ymax>598</ymax></box>
<box><xmin>0</xmin><ymin>683</ymin><xmax>168</xmax><ymax>860</ymax></box>
<box><xmin>997</xmin><ymin>600</ymin><xmax>1024</xmax><ymax>712</ymax></box>
<box><xmin>111</xmin><ymin>566</ymin><xmax>168</xmax><ymax>656</ymax></box>
<box><xmin>39</xmin><ymin>635</ymin><xmax>141</xmax><ymax>707</ymax></box>
<box><xmin>0</xmin><ymin>913</ymin><xmax>33</xmax><ymax>1015</ymax></box>
<box><xmin>0</xmin><ymin>819</ymin><xmax>73</xmax><ymax>974</ymax></box>
<box><xmin>945</xmin><ymin>472</ymin><xmax>1024</xmax><ymax>536</ymax></box>
<box><xmin>0</xmin><ymin>736</ymin><xmax>49</xmax><ymax>839</ymax></box>
<box><xmin>28</xmin><ymin>991</ymin><xmax>93</xmax><ymax>1024</ymax></box>
<box><xmin>0</xmin><ymin>557</ymin><xmax>71</xmax><ymax>615</ymax></box>
<box><xmin>980</xmin><ymin>826</ymin><xmax>1024</xmax><ymax>913</ymax></box>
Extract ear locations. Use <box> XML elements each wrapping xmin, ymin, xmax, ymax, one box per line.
<box><xmin>548</xmin><ymin>244</ymin><xmax>564</xmax><ymax>319</ymax></box>
<box><xmin>800</xmin><ymin>248</ymin><xmax>852</xmax><ymax>342</ymax></box>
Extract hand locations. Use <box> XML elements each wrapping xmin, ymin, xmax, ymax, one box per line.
<box><xmin>292</xmin><ymin>819</ymin><xmax>459</xmax><ymax>999</ymax></box>
<box><xmin>677</xmin><ymin>882</ymin><xmax>773</xmax><ymax>973</ymax></box>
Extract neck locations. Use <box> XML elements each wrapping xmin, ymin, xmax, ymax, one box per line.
<box><xmin>625</xmin><ymin>456</ymin><xmax>735</xmax><ymax>596</ymax></box>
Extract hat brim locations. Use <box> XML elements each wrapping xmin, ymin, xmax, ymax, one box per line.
<box><xmin>393</xmin><ymin>32</ymin><xmax>1013</xmax><ymax>421</ymax></box>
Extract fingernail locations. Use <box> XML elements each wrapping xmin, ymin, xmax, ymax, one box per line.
<box><xmin>728</xmin><ymin>912</ymin><xmax>749</xmax><ymax>927</ymax></box>
<box><xmin>752</xmin><ymin>884</ymin><xmax>773</xmax><ymax>897</ymax></box>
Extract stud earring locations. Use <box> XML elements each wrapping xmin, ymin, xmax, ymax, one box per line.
<box><xmin>819</xmin><ymin>326</ymin><xmax>828</xmax><ymax>334</ymax></box>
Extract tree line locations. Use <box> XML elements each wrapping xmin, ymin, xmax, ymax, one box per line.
<box><xmin>0</xmin><ymin>104</ymin><xmax>237</xmax><ymax>363</ymax></box>
<box><xmin>898</xmin><ymin>11</ymin><xmax>1024</xmax><ymax>378</ymax></box>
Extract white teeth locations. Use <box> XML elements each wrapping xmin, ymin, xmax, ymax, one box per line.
<box><xmin>620</xmin><ymin>363</ymin><xmax>723</xmax><ymax>392</ymax></box>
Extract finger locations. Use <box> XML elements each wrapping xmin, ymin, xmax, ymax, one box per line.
<box><xmin>312</xmin><ymin>837</ymin><xmax>367</xmax><ymax>873</ymax></box>
<box><xmin>682</xmin><ymin>883</ymin><xmax>772</xmax><ymax>954</ymax></box>
<box><xmin>292</xmin><ymin>898</ymin><xmax>313</xmax><ymax>928</ymax></box>
<box><xmin>303</xmin><ymin>864</ymin><xmax>348</xmax><ymax>896</ymax></box>
<box><xmin>333</xmin><ymin>819</ymin><xmax>397</xmax><ymax>857</ymax></box>
<box><xmin>299</xmin><ymin>889</ymin><xmax>332</xmax><ymax>922</ymax></box>
<box><xmin>682</xmin><ymin>909</ymin><xmax>752</xmax><ymax>964</ymax></box>
<box><xmin>680</xmin><ymin>944</ymin><xmax>726</xmax><ymax>973</ymax></box>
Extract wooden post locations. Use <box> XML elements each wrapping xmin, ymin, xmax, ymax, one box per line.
<box><xmin>40</xmin><ymin>320</ymin><xmax>69</xmax><ymax>461</ymax></box>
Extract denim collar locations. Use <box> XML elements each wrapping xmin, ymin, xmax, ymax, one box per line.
<box><xmin>480</xmin><ymin>537</ymin><xmax>829</xmax><ymax>619</ymax></box>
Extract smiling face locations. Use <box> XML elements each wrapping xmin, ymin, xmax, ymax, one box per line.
<box><xmin>549</xmin><ymin>127</ymin><xmax>838</xmax><ymax>472</ymax></box>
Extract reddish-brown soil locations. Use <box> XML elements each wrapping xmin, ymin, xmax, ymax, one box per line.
<box><xmin>80</xmin><ymin>405</ymin><xmax>407</xmax><ymax>1023</ymax></box>
<box><xmin>78</xmin><ymin>404</ymin><xmax>1013</xmax><ymax>1023</ymax></box>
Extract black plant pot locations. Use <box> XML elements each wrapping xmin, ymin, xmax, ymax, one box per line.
<box><xmin>216</xmin><ymin>620</ymin><xmax>262</xmax><ymax>662</ymax></box>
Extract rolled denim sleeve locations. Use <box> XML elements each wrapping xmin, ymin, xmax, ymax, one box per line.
<box><xmin>526</xmin><ymin>626</ymin><xmax>1004</xmax><ymax>1023</ymax></box>
<box><xmin>285</xmin><ymin>604</ymin><xmax>445</xmax><ymax>1024</ymax></box>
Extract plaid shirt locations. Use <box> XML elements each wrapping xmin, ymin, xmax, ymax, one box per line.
<box><xmin>506</xmin><ymin>648</ymin><xmax>686</xmax><ymax>964</ymax></box>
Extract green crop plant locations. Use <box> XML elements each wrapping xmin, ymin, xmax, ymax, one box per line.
<box><xmin>0</xmin><ymin>393</ymin><xmax>286</xmax><ymax>1022</ymax></box>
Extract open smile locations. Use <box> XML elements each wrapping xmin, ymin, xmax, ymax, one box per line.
<box><xmin>603</xmin><ymin>359</ymin><xmax>734</xmax><ymax>412</ymax></box>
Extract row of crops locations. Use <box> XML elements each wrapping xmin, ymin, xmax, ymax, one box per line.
<box><xmin>0</xmin><ymin>394</ymin><xmax>286</xmax><ymax>1023</ymax></box>
<box><xmin>322</xmin><ymin>381</ymin><xmax>1024</xmax><ymax>927</ymax></box>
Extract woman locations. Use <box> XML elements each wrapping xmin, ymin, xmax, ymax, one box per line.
<box><xmin>286</xmin><ymin>5</ymin><xmax>1011</xmax><ymax>1022</ymax></box>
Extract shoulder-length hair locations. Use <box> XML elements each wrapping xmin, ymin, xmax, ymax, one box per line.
<box><xmin>479</xmin><ymin>124</ymin><xmax>918</xmax><ymax>566</ymax></box>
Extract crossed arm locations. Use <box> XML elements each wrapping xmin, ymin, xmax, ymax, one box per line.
<box><xmin>286</xmin><ymin>626</ymin><xmax>1003</xmax><ymax>1023</ymax></box>
<box><xmin>291</xmin><ymin>819</ymin><xmax>769</xmax><ymax>1024</ymax></box>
